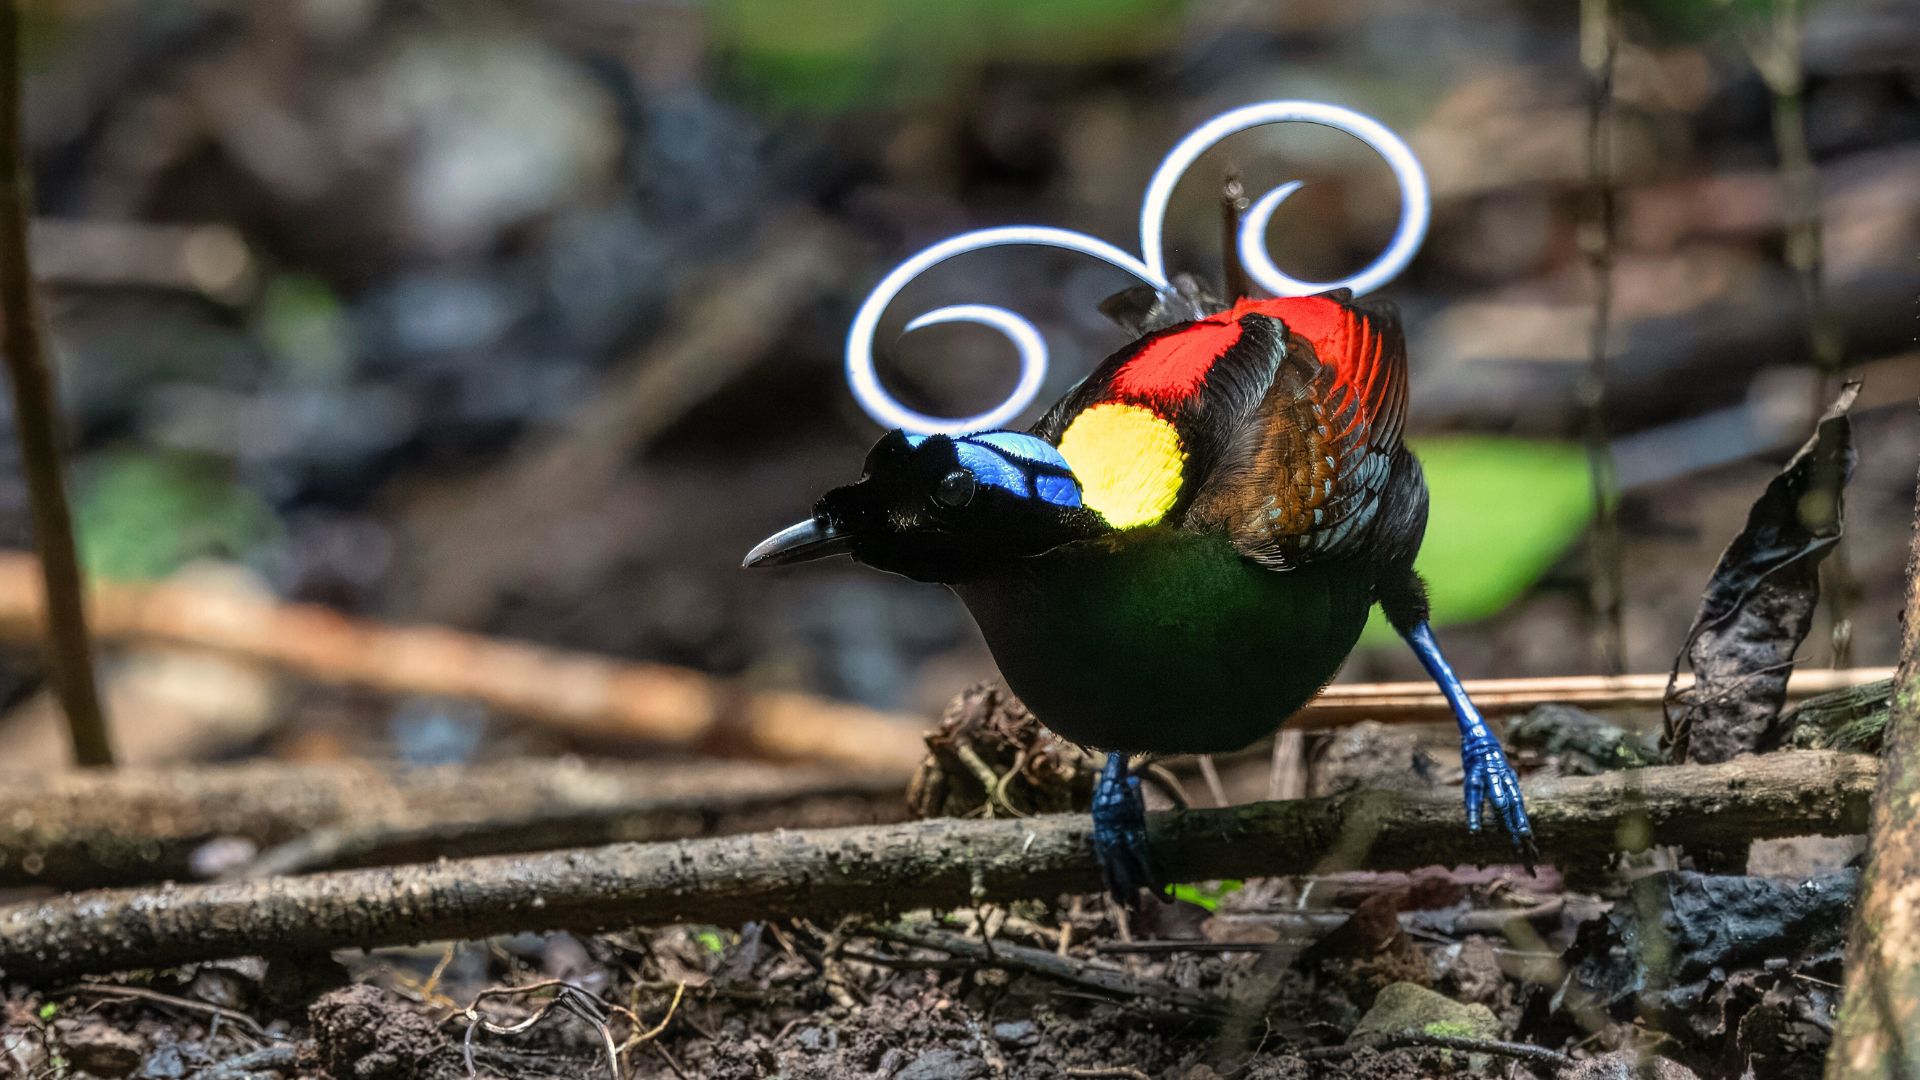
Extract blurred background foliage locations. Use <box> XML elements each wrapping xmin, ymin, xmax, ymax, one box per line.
<box><xmin>1359</xmin><ymin>438</ymin><xmax>1594</xmax><ymax>646</ymax></box>
<box><xmin>716</xmin><ymin>0</ymin><xmax>1187</xmax><ymax>111</ymax></box>
<box><xmin>1</xmin><ymin>0</ymin><xmax>1915</xmax><ymax>762</ymax></box>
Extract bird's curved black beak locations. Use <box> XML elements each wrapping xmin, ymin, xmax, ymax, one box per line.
<box><xmin>742</xmin><ymin>517</ymin><xmax>852</xmax><ymax>568</ymax></box>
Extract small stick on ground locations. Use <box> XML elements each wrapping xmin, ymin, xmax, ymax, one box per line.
<box><xmin>0</xmin><ymin>0</ymin><xmax>112</xmax><ymax>767</ymax></box>
<box><xmin>1303</xmin><ymin>1032</ymin><xmax>1574</xmax><ymax>1069</ymax></box>
<box><xmin>1268</xmin><ymin>730</ymin><xmax>1306</xmax><ymax>801</ymax></box>
<box><xmin>1829</xmin><ymin>448</ymin><xmax>1920</xmax><ymax>1076</ymax></box>
<box><xmin>70</xmin><ymin>980</ymin><xmax>282</xmax><ymax>1041</ymax></box>
<box><xmin>1294</xmin><ymin>667</ymin><xmax>1889</xmax><ymax>728</ymax></box>
<box><xmin>1195</xmin><ymin>755</ymin><xmax>1230</xmax><ymax>808</ymax></box>
<box><xmin>195</xmin><ymin>1046</ymin><xmax>301</xmax><ymax>1080</ymax></box>
<box><xmin>866</xmin><ymin>921</ymin><xmax>1228</xmax><ymax>1018</ymax></box>
<box><xmin>0</xmin><ymin>751</ymin><xmax>1873</xmax><ymax>983</ymax></box>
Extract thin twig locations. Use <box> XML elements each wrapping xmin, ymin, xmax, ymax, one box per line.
<box><xmin>1094</xmin><ymin>941</ymin><xmax>1307</xmax><ymax>955</ymax></box>
<box><xmin>1267</xmin><ymin>730</ymin><xmax>1306</xmax><ymax>801</ymax></box>
<box><xmin>619</xmin><ymin>980</ymin><xmax>684</xmax><ymax>1053</ymax></box>
<box><xmin>461</xmin><ymin>980</ymin><xmax>638</xmax><ymax>1080</ymax></box>
<box><xmin>195</xmin><ymin>1045</ymin><xmax>301</xmax><ymax>1080</ymax></box>
<box><xmin>0</xmin><ymin>0</ymin><xmax>112</xmax><ymax>766</ymax></box>
<box><xmin>954</xmin><ymin>738</ymin><xmax>1024</xmax><ymax>818</ymax></box>
<box><xmin>1579</xmin><ymin>0</ymin><xmax>1626</xmax><ymax>674</ymax></box>
<box><xmin>1304</xmin><ymin>1031</ymin><xmax>1575</xmax><ymax>1069</ymax></box>
<box><xmin>1745</xmin><ymin>0</ymin><xmax>1854</xmax><ymax>666</ymax></box>
<box><xmin>69</xmin><ymin>980</ymin><xmax>281</xmax><ymax>1041</ymax></box>
<box><xmin>1196</xmin><ymin>755</ymin><xmax>1230</xmax><ymax>808</ymax></box>
<box><xmin>1294</xmin><ymin>666</ymin><xmax>1890</xmax><ymax>728</ymax></box>
<box><xmin>867</xmin><ymin>921</ymin><xmax>1229</xmax><ymax>1018</ymax></box>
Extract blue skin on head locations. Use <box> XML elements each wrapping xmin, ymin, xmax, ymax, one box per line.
<box><xmin>906</xmin><ymin>432</ymin><xmax>1083</xmax><ymax>509</ymax></box>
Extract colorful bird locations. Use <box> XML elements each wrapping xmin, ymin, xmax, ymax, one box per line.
<box><xmin>745</xmin><ymin>104</ymin><xmax>1533</xmax><ymax>901</ymax></box>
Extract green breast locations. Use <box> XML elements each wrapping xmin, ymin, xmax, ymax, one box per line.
<box><xmin>953</xmin><ymin>527</ymin><xmax>1375</xmax><ymax>754</ymax></box>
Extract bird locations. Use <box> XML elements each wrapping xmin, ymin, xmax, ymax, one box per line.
<box><xmin>745</xmin><ymin>280</ymin><xmax>1534</xmax><ymax>900</ymax></box>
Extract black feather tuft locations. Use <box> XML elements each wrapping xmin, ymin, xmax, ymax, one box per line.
<box><xmin>1377</xmin><ymin>568</ymin><xmax>1432</xmax><ymax>635</ymax></box>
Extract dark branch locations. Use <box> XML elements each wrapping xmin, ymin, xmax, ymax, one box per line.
<box><xmin>0</xmin><ymin>0</ymin><xmax>112</xmax><ymax>766</ymax></box>
<box><xmin>0</xmin><ymin>751</ymin><xmax>1872</xmax><ymax>984</ymax></box>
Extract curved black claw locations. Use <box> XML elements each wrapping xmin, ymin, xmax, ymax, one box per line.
<box><xmin>1461</xmin><ymin>732</ymin><xmax>1538</xmax><ymax>870</ymax></box>
<box><xmin>1091</xmin><ymin>753</ymin><xmax>1166</xmax><ymax>906</ymax></box>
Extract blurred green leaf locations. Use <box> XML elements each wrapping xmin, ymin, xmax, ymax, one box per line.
<box><xmin>1627</xmin><ymin>0</ymin><xmax>1785</xmax><ymax>42</ymax></box>
<box><xmin>1169</xmin><ymin>879</ymin><xmax>1243</xmax><ymax>912</ymax></box>
<box><xmin>715</xmin><ymin>0</ymin><xmax>1184</xmax><ymax>112</ymax></box>
<box><xmin>76</xmin><ymin>451</ymin><xmax>281</xmax><ymax>581</ymax></box>
<box><xmin>1360</xmin><ymin>437</ymin><xmax>1593</xmax><ymax>646</ymax></box>
<box><xmin>259</xmin><ymin>274</ymin><xmax>354</xmax><ymax>381</ymax></box>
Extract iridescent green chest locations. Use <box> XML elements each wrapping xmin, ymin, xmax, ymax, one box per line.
<box><xmin>953</xmin><ymin>528</ymin><xmax>1376</xmax><ymax>754</ymax></box>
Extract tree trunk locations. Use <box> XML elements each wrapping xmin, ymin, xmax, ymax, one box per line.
<box><xmin>1827</xmin><ymin>453</ymin><xmax>1920</xmax><ymax>1078</ymax></box>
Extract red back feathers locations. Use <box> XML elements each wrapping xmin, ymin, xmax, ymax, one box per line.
<box><xmin>1037</xmin><ymin>291</ymin><xmax>1412</xmax><ymax>566</ymax></box>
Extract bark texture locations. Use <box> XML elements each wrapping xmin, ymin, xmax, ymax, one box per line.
<box><xmin>1828</xmin><ymin>455</ymin><xmax>1920</xmax><ymax>1078</ymax></box>
<box><xmin>0</xmin><ymin>750</ymin><xmax>1872</xmax><ymax>984</ymax></box>
<box><xmin>0</xmin><ymin>758</ymin><xmax>906</xmax><ymax>888</ymax></box>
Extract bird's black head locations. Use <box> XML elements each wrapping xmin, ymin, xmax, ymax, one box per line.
<box><xmin>744</xmin><ymin>429</ymin><xmax>1107</xmax><ymax>583</ymax></box>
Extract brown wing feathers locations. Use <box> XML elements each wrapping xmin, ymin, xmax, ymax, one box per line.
<box><xmin>1182</xmin><ymin>295</ymin><xmax>1411</xmax><ymax>567</ymax></box>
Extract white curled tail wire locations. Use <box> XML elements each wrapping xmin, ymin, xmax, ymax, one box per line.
<box><xmin>846</xmin><ymin>100</ymin><xmax>1431</xmax><ymax>435</ymax></box>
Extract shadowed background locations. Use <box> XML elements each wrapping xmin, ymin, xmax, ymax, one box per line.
<box><xmin>1</xmin><ymin>0</ymin><xmax>1916</xmax><ymax>769</ymax></box>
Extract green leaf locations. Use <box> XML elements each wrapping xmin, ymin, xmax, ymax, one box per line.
<box><xmin>1360</xmin><ymin>437</ymin><xmax>1593</xmax><ymax>646</ymax></box>
<box><xmin>1169</xmin><ymin>878</ymin><xmax>1243</xmax><ymax>912</ymax></box>
<box><xmin>695</xmin><ymin>930</ymin><xmax>728</xmax><ymax>954</ymax></box>
<box><xmin>258</xmin><ymin>274</ymin><xmax>354</xmax><ymax>381</ymax></box>
<box><xmin>75</xmin><ymin>450</ymin><xmax>282</xmax><ymax>581</ymax></box>
<box><xmin>37</xmin><ymin>1002</ymin><xmax>56</xmax><ymax>1021</ymax></box>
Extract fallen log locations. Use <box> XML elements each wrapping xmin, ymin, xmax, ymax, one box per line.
<box><xmin>0</xmin><ymin>758</ymin><xmax>907</xmax><ymax>889</ymax></box>
<box><xmin>0</xmin><ymin>750</ymin><xmax>1872</xmax><ymax>984</ymax></box>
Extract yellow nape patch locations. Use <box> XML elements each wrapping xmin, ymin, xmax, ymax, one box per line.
<box><xmin>1057</xmin><ymin>403</ymin><xmax>1186</xmax><ymax>529</ymax></box>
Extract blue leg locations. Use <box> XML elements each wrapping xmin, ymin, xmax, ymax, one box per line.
<box><xmin>1403</xmin><ymin>622</ymin><xmax>1537</xmax><ymax>864</ymax></box>
<box><xmin>1091</xmin><ymin>753</ymin><xmax>1166</xmax><ymax>905</ymax></box>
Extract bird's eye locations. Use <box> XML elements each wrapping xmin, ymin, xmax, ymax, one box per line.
<box><xmin>935</xmin><ymin>469</ymin><xmax>976</xmax><ymax>508</ymax></box>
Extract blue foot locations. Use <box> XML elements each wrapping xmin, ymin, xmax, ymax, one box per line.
<box><xmin>1404</xmin><ymin>622</ymin><xmax>1538</xmax><ymax>868</ymax></box>
<box><xmin>1462</xmin><ymin>730</ymin><xmax>1537</xmax><ymax>868</ymax></box>
<box><xmin>1091</xmin><ymin>753</ymin><xmax>1166</xmax><ymax>905</ymax></box>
